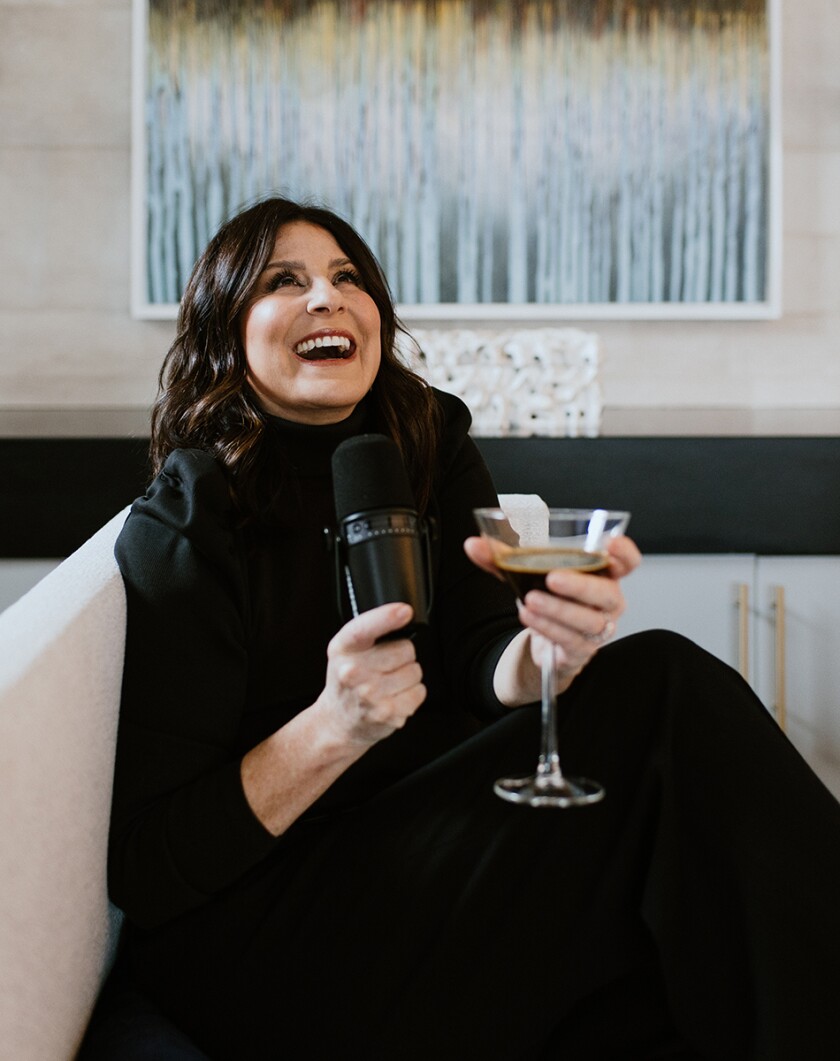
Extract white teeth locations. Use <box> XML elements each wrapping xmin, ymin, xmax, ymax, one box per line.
<box><xmin>295</xmin><ymin>335</ymin><xmax>352</xmax><ymax>355</ymax></box>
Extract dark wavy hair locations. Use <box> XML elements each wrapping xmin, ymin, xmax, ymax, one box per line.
<box><xmin>150</xmin><ymin>197</ymin><xmax>441</xmax><ymax>517</ymax></box>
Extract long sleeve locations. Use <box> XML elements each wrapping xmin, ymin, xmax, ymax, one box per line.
<box><xmin>425</xmin><ymin>391</ymin><xmax>521</xmax><ymax>716</ymax></box>
<box><xmin>108</xmin><ymin>450</ymin><xmax>277</xmax><ymax>930</ymax></box>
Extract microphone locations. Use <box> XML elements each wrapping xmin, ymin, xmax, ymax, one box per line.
<box><xmin>328</xmin><ymin>433</ymin><xmax>432</xmax><ymax>628</ymax></box>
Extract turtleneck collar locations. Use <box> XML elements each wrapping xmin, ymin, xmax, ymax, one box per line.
<box><xmin>263</xmin><ymin>399</ymin><xmax>373</xmax><ymax>475</ymax></box>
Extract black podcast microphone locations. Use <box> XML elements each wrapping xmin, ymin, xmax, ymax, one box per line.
<box><xmin>328</xmin><ymin>433</ymin><xmax>432</xmax><ymax>629</ymax></box>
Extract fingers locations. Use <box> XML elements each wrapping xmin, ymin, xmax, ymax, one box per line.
<box><xmin>333</xmin><ymin>653</ymin><xmax>423</xmax><ymax>700</ymax></box>
<box><xmin>606</xmin><ymin>535</ymin><xmax>642</xmax><ymax>578</ymax></box>
<box><xmin>521</xmin><ymin>600</ymin><xmax>613</xmax><ymax>686</ymax></box>
<box><xmin>542</xmin><ymin>567</ymin><xmax>624</xmax><ymax>616</ymax></box>
<box><xmin>534</xmin><ymin>534</ymin><xmax>639</xmax><ymax>620</ymax></box>
<box><xmin>323</xmin><ymin>602</ymin><xmax>426</xmax><ymax>745</ymax></box>
<box><xmin>329</xmin><ymin>658</ymin><xmax>426</xmax><ymax>743</ymax></box>
<box><xmin>463</xmin><ymin>535</ymin><xmax>503</xmax><ymax>579</ymax></box>
<box><xmin>519</xmin><ymin>594</ymin><xmax>617</xmax><ymax>649</ymax></box>
<box><xmin>335</xmin><ymin>657</ymin><xmax>426</xmax><ymax>723</ymax></box>
<box><xmin>519</xmin><ymin>564</ymin><xmax>626</xmax><ymax>653</ymax></box>
<box><xmin>328</xmin><ymin>601</ymin><xmax>422</xmax><ymax>713</ymax></box>
<box><xmin>328</xmin><ymin>602</ymin><xmax>414</xmax><ymax>655</ymax></box>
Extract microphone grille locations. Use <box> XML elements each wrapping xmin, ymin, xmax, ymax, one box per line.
<box><xmin>332</xmin><ymin>434</ymin><xmax>416</xmax><ymax>521</ymax></box>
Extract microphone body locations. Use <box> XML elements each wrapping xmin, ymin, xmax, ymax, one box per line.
<box><xmin>330</xmin><ymin>434</ymin><xmax>432</xmax><ymax>626</ymax></box>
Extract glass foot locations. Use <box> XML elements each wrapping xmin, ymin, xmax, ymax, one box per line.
<box><xmin>494</xmin><ymin>774</ymin><xmax>605</xmax><ymax>808</ymax></box>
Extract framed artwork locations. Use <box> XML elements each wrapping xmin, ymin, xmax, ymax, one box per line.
<box><xmin>131</xmin><ymin>0</ymin><xmax>781</xmax><ymax>320</ymax></box>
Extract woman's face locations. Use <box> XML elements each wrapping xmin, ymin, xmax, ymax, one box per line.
<box><xmin>240</xmin><ymin>221</ymin><xmax>382</xmax><ymax>424</ymax></box>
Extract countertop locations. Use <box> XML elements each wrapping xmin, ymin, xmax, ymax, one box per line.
<box><xmin>3</xmin><ymin>406</ymin><xmax>840</xmax><ymax>438</ymax></box>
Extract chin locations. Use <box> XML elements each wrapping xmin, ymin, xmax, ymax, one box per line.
<box><xmin>302</xmin><ymin>380</ymin><xmax>371</xmax><ymax>415</ymax></box>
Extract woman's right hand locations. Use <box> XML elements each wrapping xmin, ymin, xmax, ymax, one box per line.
<box><xmin>242</xmin><ymin>603</ymin><xmax>425</xmax><ymax>836</ymax></box>
<box><xmin>315</xmin><ymin>602</ymin><xmax>427</xmax><ymax>747</ymax></box>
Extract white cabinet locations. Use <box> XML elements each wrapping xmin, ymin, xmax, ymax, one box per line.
<box><xmin>618</xmin><ymin>555</ymin><xmax>755</xmax><ymax>677</ymax></box>
<box><xmin>753</xmin><ymin>558</ymin><xmax>840</xmax><ymax>801</ymax></box>
<box><xmin>616</xmin><ymin>554</ymin><xmax>840</xmax><ymax>802</ymax></box>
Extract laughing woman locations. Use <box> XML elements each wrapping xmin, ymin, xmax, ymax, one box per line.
<box><xmin>86</xmin><ymin>197</ymin><xmax>840</xmax><ymax>1061</ymax></box>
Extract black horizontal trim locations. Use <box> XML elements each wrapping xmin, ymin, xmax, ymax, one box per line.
<box><xmin>475</xmin><ymin>437</ymin><xmax>840</xmax><ymax>555</ymax></box>
<box><xmin>1</xmin><ymin>436</ymin><xmax>839</xmax><ymax>557</ymax></box>
<box><xmin>0</xmin><ymin>439</ymin><xmax>151</xmax><ymax>558</ymax></box>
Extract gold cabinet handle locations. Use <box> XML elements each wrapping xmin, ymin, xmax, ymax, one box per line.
<box><xmin>737</xmin><ymin>583</ymin><xmax>750</xmax><ymax>683</ymax></box>
<box><xmin>773</xmin><ymin>586</ymin><xmax>787</xmax><ymax>731</ymax></box>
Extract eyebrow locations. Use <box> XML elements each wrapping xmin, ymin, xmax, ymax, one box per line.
<box><xmin>263</xmin><ymin>256</ymin><xmax>353</xmax><ymax>271</ymax></box>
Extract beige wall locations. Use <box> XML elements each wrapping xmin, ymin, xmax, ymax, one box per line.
<box><xmin>1</xmin><ymin>0</ymin><xmax>838</xmax><ymax>415</ymax></box>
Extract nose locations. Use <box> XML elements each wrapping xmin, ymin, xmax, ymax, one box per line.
<box><xmin>306</xmin><ymin>276</ymin><xmax>344</xmax><ymax>315</ymax></box>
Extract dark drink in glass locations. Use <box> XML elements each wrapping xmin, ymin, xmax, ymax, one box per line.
<box><xmin>495</xmin><ymin>547</ymin><xmax>608</xmax><ymax>599</ymax></box>
<box><xmin>473</xmin><ymin>506</ymin><xmax>630</xmax><ymax>809</ymax></box>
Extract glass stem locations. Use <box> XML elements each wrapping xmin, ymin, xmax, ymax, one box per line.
<box><xmin>536</xmin><ymin>642</ymin><xmax>564</xmax><ymax>787</ymax></box>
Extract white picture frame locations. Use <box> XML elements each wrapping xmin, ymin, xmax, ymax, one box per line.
<box><xmin>131</xmin><ymin>0</ymin><xmax>781</xmax><ymax>322</ymax></box>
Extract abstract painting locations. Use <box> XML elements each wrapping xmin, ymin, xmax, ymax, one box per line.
<box><xmin>132</xmin><ymin>0</ymin><xmax>779</xmax><ymax>319</ymax></box>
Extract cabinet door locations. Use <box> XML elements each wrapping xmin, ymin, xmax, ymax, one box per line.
<box><xmin>754</xmin><ymin>557</ymin><xmax>840</xmax><ymax>801</ymax></box>
<box><xmin>616</xmin><ymin>555</ymin><xmax>755</xmax><ymax>677</ymax></box>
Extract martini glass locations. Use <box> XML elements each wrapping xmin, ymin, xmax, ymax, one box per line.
<box><xmin>473</xmin><ymin>506</ymin><xmax>630</xmax><ymax>808</ymax></box>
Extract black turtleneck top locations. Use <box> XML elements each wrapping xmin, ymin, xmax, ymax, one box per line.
<box><xmin>109</xmin><ymin>390</ymin><xmax>519</xmax><ymax>930</ymax></box>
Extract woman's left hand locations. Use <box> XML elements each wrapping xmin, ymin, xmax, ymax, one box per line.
<box><xmin>520</xmin><ymin>534</ymin><xmax>639</xmax><ymax>674</ymax></box>
<box><xmin>464</xmin><ymin>534</ymin><xmax>642</xmax><ymax>699</ymax></box>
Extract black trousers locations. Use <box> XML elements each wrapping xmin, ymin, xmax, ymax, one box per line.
<box><xmin>119</xmin><ymin>632</ymin><xmax>840</xmax><ymax>1060</ymax></box>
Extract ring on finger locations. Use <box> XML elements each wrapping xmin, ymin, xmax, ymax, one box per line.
<box><xmin>584</xmin><ymin>615</ymin><xmax>616</xmax><ymax>646</ymax></box>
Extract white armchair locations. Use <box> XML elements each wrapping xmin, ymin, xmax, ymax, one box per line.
<box><xmin>0</xmin><ymin>508</ymin><xmax>129</xmax><ymax>1060</ymax></box>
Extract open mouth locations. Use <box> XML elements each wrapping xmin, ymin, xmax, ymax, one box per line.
<box><xmin>294</xmin><ymin>335</ymin><xmax>355</xmax><ymax>361</ymax></box>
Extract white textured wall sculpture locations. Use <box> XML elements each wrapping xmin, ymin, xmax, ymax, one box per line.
<box><xmin>403</xmin><ymin>327</ymin><xmax>602</xmax><ymax>438</ymax></box>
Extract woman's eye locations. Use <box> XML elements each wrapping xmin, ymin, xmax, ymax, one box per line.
<box><xmin>267</xmin><ymin>271</ymin><xmax>300</xmax><ymax>291</ymax></box>
<box><xmin>334</xmin><ymin>269</ymin><xmax>363</xmax><ymax>287</ymax></box>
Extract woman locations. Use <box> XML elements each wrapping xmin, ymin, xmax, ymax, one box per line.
<box><xmin>100</xmin><ymin>197</ymin><xmax>840</xmax><ymax>1060</ymax></box>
